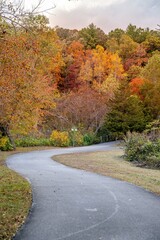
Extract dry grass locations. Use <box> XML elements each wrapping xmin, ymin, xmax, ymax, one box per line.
<box><xmin>53</xmin><ymin>149</ymin><xmax>160</xmax><ymax>195</ymax></box>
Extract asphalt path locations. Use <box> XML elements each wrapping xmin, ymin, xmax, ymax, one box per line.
<box><xmin>7</xmin><ymin>142</ymin><xmax>160</xmax><ymax>240</ymax></box>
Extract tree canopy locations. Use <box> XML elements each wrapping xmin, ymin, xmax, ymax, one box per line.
<box><xmin>0</xmin><ymin>7</ymin><xmax>159</xmax><ymax>145</ymax></box>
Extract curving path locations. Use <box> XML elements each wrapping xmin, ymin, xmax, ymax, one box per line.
<box><xmin>7</xmin><ymin>142</ymin><xmax>160</xmax><ymax>240</ymax></box>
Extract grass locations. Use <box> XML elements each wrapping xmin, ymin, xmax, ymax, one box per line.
<box><xmin>0</xmin><ymin>146</ymin><xmax>54</xmax><ymax>240</ymax></box>
<box><xmin>53</xmin><ymin>149</ymin><xmax>160</xmax><ymax>195</ymax></box>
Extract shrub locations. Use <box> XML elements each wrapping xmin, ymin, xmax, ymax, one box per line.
<box><xmin>145</xmin><ymin>154</ymin><xmax>160</xmax><ymax>168</ymax></box>
<box><xmin>124</xmin><ymin>132</ymin><xmax>147</xmax><ymax>162</ymax></box>
<box><xmin>15</xmin><ymin>137</ymin><xmax>51</xmax><ymax>147</ymax></box>
<box><xmin>0</xmin><ymin>137</ymin><xmax>14</xmax><ymax>151</ymax></box>
<box><xmin>50</xmin><ymin>130</ymin><xmax>70</xmax><ymax>147</ymax></box>
<box><xmin>144</xmin><ymin>119</ymin><xmax>160</xmax><ymax>140</ymax></box>
<box><xmin>70</xmin><ymin>131</ymin><xmax>83</xmax><ymax>146</ymax></box>
<box><xmin>83</xmin><ymin>133</ymin><xmax>96</xmax><ymax>145</ymax></box>
<box><xmin>124</xmin><ymin>132</ymin><xmax>160</xmax><ymax>169</ymax></box>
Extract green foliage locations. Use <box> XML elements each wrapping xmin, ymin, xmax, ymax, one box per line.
<box><xmin>126</xmin><ymin>24</ymin><xmax>150</xmax><ymax>43</ymax></box>
<box><xmin>108</xmin><ymin>28</ymin><xmax>125</xmax><ymax>43</ymax></box>
<box><xmin>70</xmin><ymin>130</ymin><xmax>83</xmax><ymax>146</ymax></box>
<box><xmin>83</xmin><ymin>133</ymin><xmax>96</xmax><ymax>145</ymax></box>
<box><xmin>79</xmin><ymin>23</ymin><xmax>107</xmax><ymax>49</ymax></box>
<box><xmin>124</xmin><ymin>132</ymin><xmax>160</xmax><ymax>169</ymax></box>
<box><xmin>15</xmin><ymin>137</ymin><xmax>51</xmax><ymax>147</ymax></box>
<box><xmin>102</xmin><ymin>84</ymin><xmax>148</xmax><ymax>138</ymax></box>
<box><xmin>0</xmin><ymin>137</ymin><xmax>13</xmax><ymax>151</ymax></box>
<box><xmin>141</xmin><ymin>52</ymin><xmax>160</xmax><ymax>82</ymax></box>
<box><xmin>144</xmin><ymin>119</ymin><xmax>160</xmax><ymax>140</ymax></box>
<box><xmin>22</xmin><ymin>14</ymin><xmax>49</xmax><ymax>32</ymax></box>
<box><xmin>143</xmin><ymin>32</ymin><xmax>160</xmax><ymax>53</ymax></box>
<box><xmin>14</xmin><ymin>131</ymin><xmax>100</xmax><ymax>148</ymax></box>
<box><xmin>50</xmin><ymin>130</ymin><xmax>70</xmax><ymax>147</ymax></box>
<box><xmin>119</xmin><ymin>34</ymin><xmax>138</xmax><ymax>61</ymax></box>
<box><xmin>140</xmin><ymin>54</ymin><xmax>160</xmax><ymax>119</ymax></box>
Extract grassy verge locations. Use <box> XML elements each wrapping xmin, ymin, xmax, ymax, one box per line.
<box><xmin>53</xmin><ymin>149</ymin><xmax>160</xmax><ymax>195</ymax></box>
<box><xmin>0</xmin><ymin>146</ymin><xmax>54</xmax><ymax>240</ymax></box>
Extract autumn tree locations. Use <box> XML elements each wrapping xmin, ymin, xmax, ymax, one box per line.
<box><xmin>126</xmin><ymin>65</ymin><xmax>142</xmax><ymax>80</ymax></box>
<box><xmin>55</xmin><ymin>26</ymin><xmax>79</xmax><ymax>44</ymax></box>
<box><xmin>124</xmin><ymin>45</ymin><xmax>148</xmax><ymax>71</ymax></box>
<box><xmin>140</xmin><ymin>81</ymin><xmax>160</xmax><ymax>119</ymax></box>
<box><xmin>141</xmin><ymin>52</ymin><xmax>160</xmax><ymax>82</ymax></box>
<box><xmin>78</xmin><ymin>45</ymin><xmax>124</xmax><ymax>91</ymax></box>
<box><xmin>0</xmin><ymin>17</ymin><xmax>64</xmax><ymax>143</ymax></box>
<box><xmin>119</xmin><ymin>34</ymin><xmax>138</xmax><ymax>62</ymax></box>
<box><xmin>0</xmin><ymin>34</ymin><xmax>54</xmax><ymax>142</ymax></box>
<box><xmin>47</xmin><ymin>86</ymin><xmax>109</xmax><ymax>134</ymax></box>
<box><xmin>107</xmin><ymin>28</ymin><xmax>125</xmax><ymax>44</ymax></box>
<box><xmin>129</xmin><ymin>77</ymin><xmax>145</xmax><ymax>97</ymax></box>
<box><xmin>143</xmin><ymin>31</ymin><xmax>160</xmax><ymax>53</ymax></box>
<box><xmin>106</xmin><ymin>28</ymin><xmax>125</xmax><ymax>53</ymax></box>
<box><xmin>140</xmin><ymin>53</ymin><xmax>160</xmax><ymax>118</ymax></box>
<box><xmin>58</xmin><ymin>41</ymin><xmax>85</xmax><ymax>91</ymax></box>
<box><xmin>106</xmin><ymin>37</ymin><xmax>119</xmax><ymax>53</ymax></box>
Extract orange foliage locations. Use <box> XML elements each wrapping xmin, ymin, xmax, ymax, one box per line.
<box><xmin>0</xmin><ymin>33</ymin><xmax>57</xmax><ymax>134</ymax></box>
<box><xmin>124</xmin><ymin>45</ymin><xmax>148</xmax><ymax>71</ymax></box>
<box><xmin>59</xmin><ymin>41</ymin><xmax>86</xmax><ymax>91</ymax></box>
<box><xmin>78</xmin><ymin>45</ymin><xmax>124</xmax><ymax>91</ymax></box>
<box><xmin>129</xmin><ymin>77</ymin><xmax>145</xmax><ymax>97</ymax></box>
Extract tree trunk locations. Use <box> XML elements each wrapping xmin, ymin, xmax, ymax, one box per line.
<box><xmin>0</xmin><ymin>125</ymin><xmax>16</xmax><ymax>149</ymax></box>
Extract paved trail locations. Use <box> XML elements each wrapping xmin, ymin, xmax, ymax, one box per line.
<box><xmin>7</xmin><ymin>142</ymin><xmax>160</xmax><ymax>240</ymax></box>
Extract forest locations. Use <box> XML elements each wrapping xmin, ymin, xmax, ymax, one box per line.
<box><xmin>1</xmin><ymin>3</ymin><xmax>160</xmax><ymax>240</ymax></box>
<box><xmin>0</xmin><ymin>8</ymin><xmax>160</xmax><ymax>150</ymax></box>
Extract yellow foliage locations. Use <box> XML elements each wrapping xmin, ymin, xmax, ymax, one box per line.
<box><xmin>0</xmin><ymin>137</ymin><xmax>13</xmax><ymax>151</ymax></box>
<box><xmin>50</xmin><ymin>130</ymin><xmax>70</xmax><ymax>147</ymax></box>
<box><xmin>73</xmin><ymin>131</ymin><xmax>83</xmax><ymax>146</ymax></box>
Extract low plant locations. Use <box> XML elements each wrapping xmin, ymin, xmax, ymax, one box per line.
<box><xmin>15</xmin><ymin>137</ymin><xmax>51</xmax><ymax>147</ymax></box>
<box><xmin>83</xmin><ymin>133</ymin><xmax>97</xmax><ymax>145</ymax></box>
<box><xmin>0</xmin><ymin>136</ymin><xmax>14</xmax><ymax>151</ymax></box>
<box><xmin>70</xmin><ymin>131</ymin><xmax>83</xmax><ymax>146</ymax></box>
<box><xmin>50</xmin><ymin>130</ymin><xmax>70</xmax><ymax>147</ymax></box>
<box><xmin>144</xmin><ymin>119</ymin><xmax>160</xmax><ymax>140</ymax></box>
<box><xmin>124</xmin><ymin>132</ymin><xmax>160</xmax><ymax>169</ymax></box>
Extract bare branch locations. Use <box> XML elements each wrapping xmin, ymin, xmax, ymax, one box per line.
<box><xmin>0</xmin><ymin>0</ymin><xmax>56</xmax><ymax>34</ymax></box>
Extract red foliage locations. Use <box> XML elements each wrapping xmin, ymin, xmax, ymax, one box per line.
<box><xmin>124</xmin><ymin>45</ymin><xmax>148</xmax><ymax>71</ymax></box>
<box><xmin>129</xmin><ymin>77</ymin><xmax>145</xmax><ymax>97</ymax></box>
<box><xmin>60</xmin><ymin>41</ymin><xmax>86</xmax><ymax>91</ymax></box>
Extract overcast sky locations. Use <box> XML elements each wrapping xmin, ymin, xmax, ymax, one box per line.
<box><xmin>26</xmin><ymin>0</ymin><xmax>160</xmax><ymax>33</ymax></box>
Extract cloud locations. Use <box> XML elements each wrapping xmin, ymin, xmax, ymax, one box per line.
<box><xmin>26</xmin><ymin>0</ymin><xmax>160</xmax><ymax>33</ymax></box>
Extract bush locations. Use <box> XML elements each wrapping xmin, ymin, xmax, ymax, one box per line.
<box><xmin>15</xmin><ymin>137</ymin><xmax>51</xmax><ymax>147</ymax></box>
<box><xmin>83</xmin><ymin>133</ymin><xmax>97</xmax><ymax>145</ymax></box>
<box><xmin>124</xmin><ymin>132</ymin><xmax>160</xmax><ymax>169</ymax></box>
<box><xmin>70</xmin><ymin>131</ymin><xmax>83</xmax><ymax>146</ymax></box>
<box><xmin>0</xmin><ymin>137</ymin><xmax>14</xmax><ymax>151</ymax></box>
<box><xmin>124</xmin><ymin>132</ymin><xmax>148</xmax><ymax>162</ymax></box>
<box><xmin>145</xmin><ymin>154</ymin><xmax>160</xmax><ymax>169</ymax></box>
<box><xmin>50</xmin><ymin>130</ymin><xmax>70</xmax><ymax>147</ymax></box>
<box><xmin>144</xmin><ymin>119</ymin><xmax>160</xmax><ymax>140</ymax></box>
